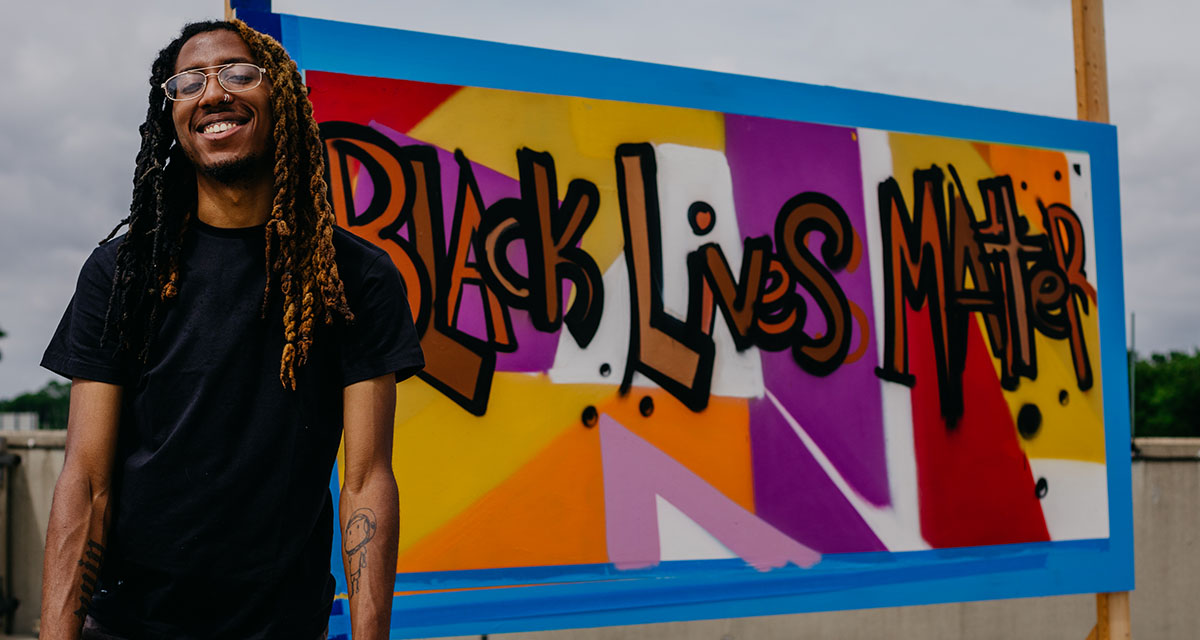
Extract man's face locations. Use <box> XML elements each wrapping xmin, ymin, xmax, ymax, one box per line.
<box><xmin>171</xmin><ymin>30</ymin><xmax>273</xmax><ymax>184</ymax></box>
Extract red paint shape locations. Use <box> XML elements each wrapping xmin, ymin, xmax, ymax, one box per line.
<box><xmin>307</xmin><ymin>71</ymin><xmax>461</xmax><ymax>133</ymax></box>
<box><xmin>909</xmin><ymin>307</ymin><xmax>1050</xmax><ymax>547</ymax></box>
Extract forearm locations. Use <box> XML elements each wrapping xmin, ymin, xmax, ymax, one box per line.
<box><xmin>340</xmin><ymin>465</ymin><xmax>399</xmax><ymax>640</ymax></box>
<box><xmin>41</xmin><ymin>470</ymin><xmax>111</xmax><ymax>640</ymax></box>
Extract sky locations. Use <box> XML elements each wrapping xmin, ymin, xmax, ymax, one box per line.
<box><xmin>0</xmin><ymin>0</ymin><xmax>1195</xmax><ymax>399</ymax></box>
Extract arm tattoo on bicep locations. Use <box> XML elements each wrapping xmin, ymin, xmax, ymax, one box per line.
<box><xmin>343</xmin><ymin>508</ymin><xmax>377</xmax><ymax>598</ymax></box>
<box><xmin>73</xmin><ymin>539</ymin><xmax>105</xmax><ymax>621</ymax></box>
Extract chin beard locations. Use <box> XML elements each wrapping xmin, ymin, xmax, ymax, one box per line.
<box><xmin>197</xmin><ymin>151</ymin><xmax>270</xmax><ymax>186</ymax></box>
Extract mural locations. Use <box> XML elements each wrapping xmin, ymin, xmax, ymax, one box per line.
<box><xmin>231</xmin><ymin>5</ymin><xmax>1129</xmax><ymax>638</ymax></box>
<box><xmin>310</xmin><ymin>67</ymin><xmax>1110</xmax><ymax>617</ymax></box>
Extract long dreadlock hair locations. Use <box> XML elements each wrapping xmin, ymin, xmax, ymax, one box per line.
<box><xmin>102</xmin><ymin>19</ymin><xmax>353</xmax><ymax>389</ymax></box>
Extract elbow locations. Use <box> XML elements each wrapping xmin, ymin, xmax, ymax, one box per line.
<box><xmin>341</xmin><ymin>461</ymin><xmax>397</xmax><ymax>498</ymax></box>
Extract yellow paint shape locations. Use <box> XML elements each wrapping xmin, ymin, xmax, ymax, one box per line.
<box><xmin>980</xmin><ymin>315</ymin><xmax>1106</xmax><ymax>463</ymax></box>
<box><xmin>391</xmin><ymin>373</ymin><xmax>616</xmax><ymax>553</ymax></box>
<box><xmin>409</xmin><ymin>87</ymin><xmax>724</xmax><ymax>274</ymax></box>
<box><xmin>397</xmin><ymin>423</ymin><xmax>608</xmax><ymax>572</ymax></box>
<box><xmin>887</xmin><ymin>133</ymin><xmax>994</xmax><ymax>223</ymax></box>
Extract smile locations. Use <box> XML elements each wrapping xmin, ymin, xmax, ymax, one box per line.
<box><xmin>200</xmin><ymin>119</ymin><xmax>245</xmax><ymax>136</ymax></box>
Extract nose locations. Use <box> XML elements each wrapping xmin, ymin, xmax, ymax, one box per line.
<box><xmin>196</xmin><ymin>71</ymin><xmax>229</xmax><ymax>108</ymax></box>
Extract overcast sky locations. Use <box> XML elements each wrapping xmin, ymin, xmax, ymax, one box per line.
<box><xmin>0</xmin><ymin>0</ymin><xmax>1194</xmax><ymax>398</ymax></box>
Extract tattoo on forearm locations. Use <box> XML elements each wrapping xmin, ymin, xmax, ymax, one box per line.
<box><xmin>72</xmin><ymin>540</ymin><xmax>105</xmax><ymax>621</ymax></box>
<box><xmin>343</xmin><ymin>508</ymin><xmax>377</xmax><ymax>598</ymax></box>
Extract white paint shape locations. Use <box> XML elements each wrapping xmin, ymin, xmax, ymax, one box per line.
<box><xmin>1029</xmin><ymin>458</ymin><xmax>1110</xmax><ymax>541</ymax></box>
<box><xmin>857</xmin><ymin>128</ymin><xmax>928</xmax><ymax>552</ymax></box>
<box><xmin>655</xmin><ymin>494</ymin><xmax>737</xmax><ymax>562</ymax></box>
<box><xmin>550</xmin><ymin>143</ymin><xmax>764</xmax><ymax>399</ymax></box>
<box><xmin>548</xmin><ymin>256</ymin><xmax>634</xmax><ymax>385</ymax></box>
<box><xmin>1064</xmin><ymin>151</ymin><xmax>1098</xmax><ymax>287</ymax></box>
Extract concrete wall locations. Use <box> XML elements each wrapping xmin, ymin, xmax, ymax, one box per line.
<box><xmin>0</xmin><ymin>430</ymin><xmax>65</xmax><ymax>637</ymax></box>
<box><xmin>3</xmin><ymin>435</ymin><xmax>1196</xmax><ymax>639</ymax></box>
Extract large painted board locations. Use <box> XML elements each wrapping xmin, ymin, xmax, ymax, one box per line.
<box><xmin>236</xmin><ymin>5</ymin><xmax>1131</xmax><ymax>639</ymax></box>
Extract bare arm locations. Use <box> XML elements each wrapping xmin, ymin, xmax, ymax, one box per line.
<box><xmin>340</xmin><ymin>374</ymin><xmax>399</xmax><ymax>640</ymax></box>
<box><xmin>41</xmin><ymin>379</ymin><xmax>122</xmax><ymax>640</ymax></box>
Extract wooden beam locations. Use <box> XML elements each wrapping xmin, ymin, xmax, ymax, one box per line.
<box><xmin>225</xmin><ymin>0</ymin><xmax>234</xmax><ymax>21</ymax></box>
<box><xmin>1073</xmin><ymin>3</ymin><xmax>1127</xmax><ymax>636</ymax></box>
<box><xmin>1094</xmin><ymin>591</ymin><xmax>1131</xmax><ymax>640</ymax></box>
<box><xmin>1072</xmin><ymin>0</ymin><xmax>1110</xmax><ymax>122</ymax></box>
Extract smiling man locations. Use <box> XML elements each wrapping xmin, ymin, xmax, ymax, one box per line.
<box><xmin>39</xmin><ymin>20</ymin><xmax>423</xmax><ymax>640</ymax></box>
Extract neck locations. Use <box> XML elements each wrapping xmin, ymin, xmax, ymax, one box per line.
<box><xmin>194</xmin><ymin>172</ymin><xmax>274</xmax><ymax>228</ymax></box>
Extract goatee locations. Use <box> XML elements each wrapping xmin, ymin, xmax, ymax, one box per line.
<box><xmin>198</xmin><ymin>151</ymin><xmax>270</xmax><ymax>186</ymax></box>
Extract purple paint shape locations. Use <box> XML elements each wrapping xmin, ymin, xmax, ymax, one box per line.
<box><xmin>358</xmin><ymin>121</ymin><xmax>560</xmax><ymax>372</ymax></box>
<box><xmin>748</xmin><ymin>397</ymin><xmax>887</xmax><ymax>553</ymax></box>
<box><xmin>599</xmin><ymin>414</ymin><xmax>821</xmax><ymax>571</ymax></box>
<box><xmin>725</xmin><ymin>114</ymin><xmax>889</xmax><ymax>506</ymax></box>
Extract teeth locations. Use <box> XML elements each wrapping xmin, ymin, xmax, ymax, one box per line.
<box><xmin>203</xmin><ymin>121</ymin><xmax>238</xmax><ymax>134</ymax></box>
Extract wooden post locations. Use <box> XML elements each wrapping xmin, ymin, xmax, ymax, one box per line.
<box><xmin>1073</xmin><ymin>0</ymin><xmax>1129</xmax><ymax>637</ymax></box>
<box><xmin>1072</xmin><ymin>0</ymin><xmax>1110</xmax><ymax>123</ymax></box>
<box><xmin>225</xmin><ymin>0</ymin><xmax>234</xmax><ymax>21</ymax></box>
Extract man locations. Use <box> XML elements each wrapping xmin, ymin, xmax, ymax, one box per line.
<box><xmin>39</xmin><ymin>20</ymin><xmax>423</xmax><ymax>640</ymax></box>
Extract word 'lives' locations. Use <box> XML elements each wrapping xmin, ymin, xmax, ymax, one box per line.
<box><xmin>321</xmin><ymin>122</ymin><xmax>1094</xmax><ymax>421</ymax></box>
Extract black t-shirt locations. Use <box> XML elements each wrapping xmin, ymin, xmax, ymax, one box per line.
<box><xmin>42</xmin><ymin>220</ymin><xmax>424</xmax><ymax>639</ymax></box>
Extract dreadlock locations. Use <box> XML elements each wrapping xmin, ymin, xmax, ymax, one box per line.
<box><xmin>102</xmin><ymin>19</ymin><xmax>353</xmax><ymax>389</ymax></box>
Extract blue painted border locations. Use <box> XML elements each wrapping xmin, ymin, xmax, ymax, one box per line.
<box><xmin>283</xmin><ymin>11</ymin><xmax>1132</xmax><ymax>639</ymax></box>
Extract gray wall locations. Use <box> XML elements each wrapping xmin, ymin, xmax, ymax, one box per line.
<box><xmin>3</xmin><ymin>434</ymin><xmax>1196</xmax><ymax>639</ymax></box>
<box><xmin>0</xmin><ymin>430</ymin><xmax>65</xmax><ymax>637</ymax></box>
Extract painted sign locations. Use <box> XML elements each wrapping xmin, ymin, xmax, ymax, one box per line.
<box><xmin>236</xmin><ymin>5</ymin><xmax>1132</xmax><ymax>639</ymax></box>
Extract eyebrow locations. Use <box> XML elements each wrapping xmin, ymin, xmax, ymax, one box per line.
<box><xmin>176</xmin><ymin>56</ymin><xmax>255</xmax><ymax>73</ymax></box>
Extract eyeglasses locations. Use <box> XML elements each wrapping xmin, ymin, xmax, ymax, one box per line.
<box><xmin>161</xmin><ymin>63</ymin><xmax>267</xmax><ymax>102</ymax></box>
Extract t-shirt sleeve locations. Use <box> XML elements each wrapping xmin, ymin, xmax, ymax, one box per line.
<box><xmin>339</xmin><ymin>252</ymin><xmax>425</xmax><ymax>387</ymax></box>
<box><xmin>41</xmin><ymin>245</ymin><xmax>129</xmax><ymax>385</ymax></box>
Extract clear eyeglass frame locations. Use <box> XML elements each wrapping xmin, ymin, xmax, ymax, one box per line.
<box><xmin>161</xmin><ymin>63</ymin><xmax>268</xmax><ymax>102</ymax></box>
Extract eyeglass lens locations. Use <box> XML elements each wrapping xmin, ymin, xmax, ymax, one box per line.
<box><xmin>165</xmin><ymin>64</ymin><xmax>262</xmax><ymax>100</ymax></box>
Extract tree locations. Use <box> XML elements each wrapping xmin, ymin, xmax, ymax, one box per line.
<box><xmin>1132</xmin><ymin>350</ymin><xmax>1200</xmax><ymax>438</ymax></box>
<box><xmin>0</xmin><ymin>380</ymin><xmax>71</xmax><ymax>430</ymax></box>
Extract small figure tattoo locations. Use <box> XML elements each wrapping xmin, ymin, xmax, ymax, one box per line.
<box><xmin>343</xmin><ymin>508</ymin><xmax>376</xmax><ymax>598</ymax></box>
<box><xmin>73</xmin><ymin>539</ymin><xmax>105</xmax><ymax>621</ymax></box>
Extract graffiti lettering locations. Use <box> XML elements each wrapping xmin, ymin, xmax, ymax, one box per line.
<box><xmin>876</xmin><ymin>164</ymin><xmax>1095</xmax><ymax>424</ymax></box>
<box><xmin>321</xmin><ymin>123</ymin><xmax>1093</xmax><ymax>420</ymax></box>
<box><xmin>476</xmin><ymin>148</ymin><xmax>604</xmax><ymax>346</ymax></box>
<box><xmin>323</xmin><ymin>123</ymin><xmax>495</xmax><ymax>415</ymax></box>
<box><xmin>615</xmin><ymin>144</ymin><xmax>715</xmax><ymax>411</ymax></box>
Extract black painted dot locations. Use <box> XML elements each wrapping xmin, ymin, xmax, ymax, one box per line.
<box><xmin>1017</xmin><ymin>403</ymin><xmax>1042</xmax><ymax>439</ymax></box>
<box><xmin>599</xmin><ymin>363</ymin><xmax>612</xmax><ymax>377</ymax></box>
<box><xmin>1020</xmin><ymin>180</ymin><xmax>1028</xmax><ymax>191</ymax></box>
<box><xmin>1054</xmin><ymin>169</ymin><xmax>1062</xmax><ymax>181</ymax></box>
<box><xmin>1073</xmin><ymin>163</ymin><xmax>1082</xmax><ymax>176</ymax></box>
<box><xmin>581</xmin><ymin>406</ymin><xmax>598</xmax><ymax>428</ymax></box>
<box><xmin>1058</xmin><ymin>389</ymin><xmax>1070</xmax><ymax>406</ymax></box>
<box><xmin>688</xmin><ymin>201</ymin><xmax>716</xmax><ymax>236</ymax></box>
<box><xmin>1035</xmin><ymin>477</ymin><xmax>1049</xmax><ymax>499</ymax></box>
<box><xmin>639</xmin><ymin>396</ymin><xmax>655</xmax><ymax>417</ymax></box>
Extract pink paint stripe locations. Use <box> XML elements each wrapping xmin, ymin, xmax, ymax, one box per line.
<box><xmin>600</xmin><ymin>414</ymin><xmax>821</xmax><ymax>571</ymax></box>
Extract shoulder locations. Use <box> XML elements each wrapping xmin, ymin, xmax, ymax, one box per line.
<box><xmin>331</xmin><ymin>227</ymin><xmax>395</xmax><ymax>280</ymax></box>
<box><xmin>76</xmin><ymin>234</ymin><xmax>125</xmax><ymax>289</ymax></box>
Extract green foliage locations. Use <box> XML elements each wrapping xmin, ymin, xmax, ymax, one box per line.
<box><xmin>1132</xmin><ymin>349</ymin><xmax>1200</xmax><ymax>438</ymax></box>
<box><xmin>0</xmin><ymin>380</ymin><xmax>71</xmax><ymax>430</ymax></box>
